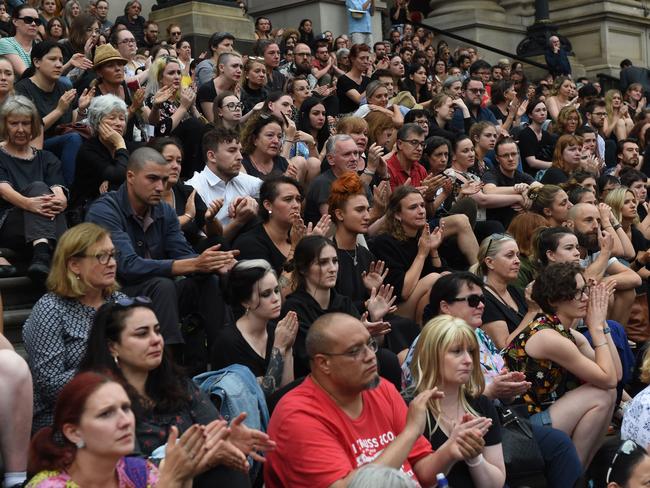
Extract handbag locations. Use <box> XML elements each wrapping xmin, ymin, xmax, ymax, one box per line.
<box><xmin>55</xmin><ymin>122</ymin><xmax>93</xmax><ymax>139</ymax></box>
<box><xmin>496</xmin><ymin>405</ymin><xmax>546</xmax><ymax>480</ymax></box>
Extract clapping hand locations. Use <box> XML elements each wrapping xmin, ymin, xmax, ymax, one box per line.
<box><xmin>228</xmin><ymin>412</ymin><xmax>277</xmax><ymax>463</ymax></box>
<box><xmin>447</xmin><ymin>415</ymin><xmax>492</xmax><ymax>461</ymax></box>
<box><xmin>361</xmin><ymin>311</ymin><xmax>391</xmax><ymax>336</ymax></box>
<box><xmin>362</xmin><ymin>260</ymin><xmax>388</xmax><ymax>291</ymax></box>
<box><xmin>366</xmin><ymin>284</ymin><xmax>397</xmax><ymax>321</ymax></box>
<box><xmin>273</xmin><ymin>311</ymin><xmax>298</xmax><ymax>352</ymax></box>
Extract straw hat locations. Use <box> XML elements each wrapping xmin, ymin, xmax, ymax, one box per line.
<box><xmin>93</xmin><ymin>44</ymin><xmax>128</xmax><ymax>69</ymax></box>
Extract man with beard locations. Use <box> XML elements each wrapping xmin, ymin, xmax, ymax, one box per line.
<box><xmin>566</xmin><ymin>203</ymin><xmax>641</xmax><ymax>325</ymax></box>
<box><xmin>265</xmin><ymin>313</ymin><xmax>477</xmax><ymax>488</ymax></box>
<box><xmin>142</xmin><ymin>20</ymin><xmax>159</xmax><ymax>51</ymax></box>
<box><xmin>583</xmin><ymin>100</ymin><xmax>609</xmax><ymax>165</ymax></box>
<box><xmin>280</xmin><ymin>43</ymin><xmax>318</xmax><ymax>87</ymax></box>
<box><xmin>609</xmin><ymin>139</ymin><xmax>642</xmax><ymax>176</ymax></box>
<box><xmin>86</xmin><ymin>146</ymin><xmax>237</xmax><ymax>359</ymax></box>
<box><xmin>450</xmin><ymin>78</ymin><xmax>497</xmax><ymax>133</ymax></box>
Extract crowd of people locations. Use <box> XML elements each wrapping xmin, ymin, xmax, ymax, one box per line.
<box><xmin>0</xmin><ymin>0</ymin><xmax>647</xmax><ymax>487</ymax></box>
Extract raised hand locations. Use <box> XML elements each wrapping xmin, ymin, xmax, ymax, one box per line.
<box><xmin>180</xmin><ymin>87</ymin><xmax>197</xmax><ymax>110</ymax></box>
<box><xmin>273</xmin><ymin>311</ymin><xmax>298</xmax><ymax>352</ymax></box>
<box><xmin>405</xmin><ymin>387</ymin><xmax>444</xmax><ymax>436</ymax></box>
<box><xmin>311</xmin><ymin>213</ymin><xmax>332</xmax><ymax>236</ymax></box>
<box><xmin>366</xmin><ymin>284</ymin><xmax>397</xmax><ymax>321</ymax></box>
<box><xmin>57</xmin><ymin>89</ymin><xmax>77</xmax><ymax>113</ymax></box>
<box><xmin>160</xmin><ymin>425</ymin><xmax>203</xmax><ymax>482</ymax></box>
<box><xmin>585</xmin><ymin>282</ymin><xmax>609</xmax><ymax>330</ymax></box>
<box><xmin>153</xmin><ymin>85</ymin><xmax>175</xmax><ymax>107</ymax></box>
<box><xmin>204</xmin><ymin>197</ymin><xmax>224</xmax><ymax>222</ymax></box>
<box><xmin>484</xmin><ymin>368</ymin><xmax>531</xmax><ymax>400</ymax></box>
<box><xmin>361</xmin><ymin>311</ymin><xmax>391</xmax><ymax>336</ymax></box>
<box><xmin>372</xmin><ymin>180</ymin><xmax>390</xmax><ymax>211</ymax></box>
<box><xmin>362</xmin><ymin>260</ymin><xmax>388</xmax><ymax>292</ymax></box>
<box><xmin>69</xmin><ymin>52</ymin><xmax>93</xmax><ymax>70</ymax></box>
<box><xmin>228</xmin><ymin>412</ymin><xmax>277</xmax><ymax>463</ymax></box>
<box><xmin>446</xmin><ymin>415</ymin><xmax>492</xmax><ymax>461</ymax></box>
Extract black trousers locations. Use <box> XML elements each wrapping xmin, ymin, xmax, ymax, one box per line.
<box><xmin>0</xmin><ymin>181</ymin><xmax>67</xmax><ymax>253</ymax></box>
<box><xmin>122</xmin><ymin>274</ymin><xmax>233</xmax><ymax>348</ymax></box>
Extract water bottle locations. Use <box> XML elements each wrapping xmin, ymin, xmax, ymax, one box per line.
<box><xmin>436</xmin><ymin>472</ymin><xmax>450</xmax><ymax>487</ymax></box>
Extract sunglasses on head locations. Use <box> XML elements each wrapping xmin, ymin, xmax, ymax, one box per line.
<box><xmin>115</xmin><ymin>296</ymin><xmax>153</xmax><ymax>308</ymax></box>
<box><xmin>19</xmin><ymin>15</ymin><xmax>41</xmax><ymax>25</ymax></box>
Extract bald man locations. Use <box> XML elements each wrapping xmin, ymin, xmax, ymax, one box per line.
<box><xmin>264</xmin><ymin>313</ymin><xmax>475</xmax><ymax>487</ymax></box>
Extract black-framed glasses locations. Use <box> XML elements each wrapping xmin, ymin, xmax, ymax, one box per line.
<box><xmin>19</xmin><ymin>16</ymin><xmax>41</xmax><ymax>25</ymax></box>
<box><xmin>399</xmin><ymin>139</ymin><xmax>425</xmax><ymax>149</ymax></box>
<box><xmin>467</xmin><ymin>87</ymin><xmax>485</xmax><ymax>94</ymax></box>
<box><xmin>224</xmin><ymin>102</ymin><xmax>244</xmax><ymax>110</ymax></box>
<box><xmin>573</xmin><ymin>285</ymin><xmax>590</xmax><ymax>301</ymax></box>
<box><xmin>119</xmin><ymin>38</ymin><xmax>137</xmax><ymax>45</ymax></box>
<box><xmin>448</xmin><ymin>294</ymin><xmax>485</xmax><ymax>308</ymax></box>
<box><xmin>115</xmin><ymin>296</ymin><xmax>153</xmax><ymax>308</ymax></box>
<box><xmin>606</xmin><ymin>439</ymin><xmax>645</xmax><ymax>483</ymax></box>
<box><xmin>319</xmin><ymin>337</ymin><xmax>378</xmax><ymax>360</ymax></box>
<box><xmin>78</xmin><ymin>249</ymin><xmax>120</xmax><ymax>265</ymax></box>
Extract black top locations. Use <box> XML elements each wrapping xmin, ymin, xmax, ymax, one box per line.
<box><xmin>304</xmin><ymin>169</ymin><xmax>337</xmax><ymax>225</ymax></box>
<box><xmin>241</xmin><ymin>154</ymin><xmax>289</xmax><ymax>180</ymax></box>
<box><xmin>334</xmin><ymin>241</ymin><xmax>375</xmax><ymax>312</ymax></box>
<box><xmin>233</xmin><ymin>223</ymin><xmax>288</xmax><ymax>275</ymax></box>
<box><xmin>171</xmin><ymin>182</ymin><xmax>209</xmax><ymax>250</ymax></box>
<box><xmin>0</xmin><ymin>148</ymin><xmax>64</xmax><ymax>210</ymax></box>
<box><xmin>488</xmin><ymin>104</ymin><xmax>508</xmax><ymax>123</ymax></box>
<box><xmin>368</xmin><ymin>232</ymin><xmax>438</xmax><ymax>302</ymax></box>
<box><xmin>336</xmin><ymin>74</ymin><xmax>369</xmax><ymax>114</ymax></box>
<box><xmin>58</xmin><ymin>39</ymin><xmax>76</xmax><ymax>64</ymax></box>
<box><xmin>196</xmin><ymin>79</ymin><xmax>217</xmax><ymax>115</ymax></box>
<box><xmin>15</xmin><ymin>78</ymin><xmax>73</xmax><ymax>138</ymax></box>
<box><xmin>517</xmin><ymin>126</ymin><xmax>554</xmax><ymax>177</ymax></box>
<box><xmin>241</xmin><ymin>84</ymin><xmax>268</xmax><ymax>115</ymax></box>
<box><xmin>482</xmin><ymin>167</ymin><xmax>534</xmax><ymax>228</ymax></box>
<box><xmin>211</xmin><ymin>321</ymin><xmax>276</xmax><ymax>377</ymax></box>
<box><xmin>70</xmin><ymin>136</ymin><xmax>129</xmax><ymax>209</ymax></box>
<box><xmin>482</xmin><ymin>284</ymin><xmax>528</xmax><ymax>334</ymax></box>
<box><xmin>282</xmin><ymin>288</ymin><xmax>359</xmax><ymax>377</ymax></box>
<box><xmin>115</xmin><ymin>15</ymin><xmax>146</xmax><ymax>47</ymax></box>
<box><xmin>425</xmin><ymin>395</ymin><xmax>501</xmax><ymax>488</ymax></box>
<box><xmin>540</xmin><ymin>167</ymin><xmax>569</xmax><ymax>185</ymax></box>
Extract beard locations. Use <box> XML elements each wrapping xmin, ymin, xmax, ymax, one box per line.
<box><xmin>576</xmin><ymin>229</ymin><xmax>599</xmax><ymax>252</ymax></box>
<box><xmin>364</xmin><ymin>374</ymin><xmax>381</xmax><ymax>390</ymax></box>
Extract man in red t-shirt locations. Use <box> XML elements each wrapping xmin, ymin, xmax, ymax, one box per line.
<box><xmin>386</xmin><ymin>123</ymin><xmax>428</xmax><ymax>190</ymax></box>
<box><xmin>264</xmin><ymin>313</ymin><xmax>467</xmax><ymax>487</ymax></box>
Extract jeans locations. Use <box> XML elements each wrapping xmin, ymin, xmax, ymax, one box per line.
<box><xmin>531</xmin><ymin>423</ymin><xmax>583</xmax><ymax>487</ymax></box>
<box><xmin>43</xmin><ymin>132</ymin><xmax>83</xmax><ymax>186</ymax></box>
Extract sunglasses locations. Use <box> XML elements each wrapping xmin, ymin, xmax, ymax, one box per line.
<box><xmin>115</xmin><ymin>296</ymin><xmax>153</xmax><ymax>308</ymax></box>
<box><xmin>448</xmin><ymin>294</ymin><xmax>485</xmax><ymax>308</ymax></box>
<box><xmin>19</xmin><ymin>15</ymin><xmax>42</xmax><ymax>25</ymax></box>
<box><xmin>606</xmin><ymin>440</ymin><xmax>644</xmax><ymax>483</ymax></box>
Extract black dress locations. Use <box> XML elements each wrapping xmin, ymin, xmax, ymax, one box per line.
<box><xmin>241</xmin><ymin>155</ymin><xmax>289</xmax><ymax>179</ymax></box>
<box><xmin>233</xmin><ymin>223</ymin><xmax>288</xmax><ymax>275</ymax></box>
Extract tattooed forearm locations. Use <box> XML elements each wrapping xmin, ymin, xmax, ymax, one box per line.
<box><xmin>261</xmin><ymin>347</ymin><xmax>285</xmax><ymax>395</ymax></box>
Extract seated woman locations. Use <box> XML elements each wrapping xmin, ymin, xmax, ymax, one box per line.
<box><xmin>57</xmin><ymin>13</ymin><xmax>98</xmax><ymax>87</ymax></box>
<box><xmin>150</xmin><ymin>137</ymin><xmax>222</xmax><ymax>252</ymax></box>
<box><xmin>69</xmin><ymin>94</ymin><xmax>129</xmax><ymax>220</ymax></box>
<box><xmin>335</xmin><ymin>115</ymin><xmax>390</xmax><ymax>184</ymax></box>
<box><xmin>471</xmin><ymin>233</ymin><xmax>541</xmax><ymax>349</ymax></box>
<box><xmin>215</xmin><ymin>259</ymin><xmax>298</xmax><ymax>395</ymax></box>
<box><xmin>605</xmin><ymin>89</ymin><xmax>634</xmax><ymax>141</ymax></box>
<box><xmin>23</xmin><ymin>223</ymin><xmax>123</xmax><ymax>431</ymax></box>
<box><xmin>335</xmin><ymin>43</ymin><xmax>370</xmax><ymax>115</ymax></box>
<box><xmin>505</xmin><ymin>262</ymin><xmax>619</xmax><ymax>467</ymax></box>
<box><xmin>544</xmin><ymin>76</ymin><xmax>577</xmax><ymax>122</ymax></box>
<box><xmin>550</xmin><ymin>106</ymin><xmax>582</xmax><ymax>145</ymax></box>
<box><xmin>282</xmin><ymin>235</ymin><xmax>401</xmax><ymax>386</ymax></box>
<box><xmin>329</xmin><ymin>172</ymin><xmax>418</xmax><ymax>356</ymax></box>
<box><xmin>528</xmin><ymin>184</ymin><xmax>571</xmax><ymax>227</ymax></box>
<box><xmin>144</xmin><ymin>55</ymin><xmax>204</xmax><ymax>178</ymax></box>
<box><xmin>408</xmin><ymin>315</ymin><xmax>506</xmax><ymax>488</ymax></box>
<box><xmin>211</xmin><ymin>91</ymin><xmax>243</xmax><ymax>132</ymax></box>
<box><xmin>506</xmin><ymin>211</ymin><xmax>550</xmax><ymax>292</ymax></box>
<box><xmin>518</xmin><ymin>98</ymin><xmax>554</xmax><ymax>177</ymax></box>
<box><xmin>469</xmin><ymin>121</ymin><xmax>497</xmax><ymax>173</ymax></box>
<box><xmin>605</xmin><ymin>440</ymin><xmax>650</xmax><ymax>488</ymax></box>
<box><xmin>15</xmin><ymin>40</ymin><xmax>93</xmax><ymax>185</ymax></box>
<box><xmin>240</xmin><ymin>57</ymin><xmax>268</xmax><ymax>116</ymax></box>
<box><xmin>296</xmin><ymin>96</ymin><xmax>330</xmax><ymax>161</ymax></box>
<box><xmin>80</xmin><ymin>298</ymin><xmax>273</xmax><ymax>487</ymax></box>
<box><xmin>402</xmin><ymin>63</ymin><xmax>432</xmax><ymax>109</ymax></box>
<box><xmin>540</xmin><ymin>134</ymin><xmax>583</xmax><ymax>185</ymax></box>
<box><xmin>27</xmin><ymin>371</ymin><xmax>195</xmax><ymax>488</ymax></box>
<box><xmin>487</xmin><ymin>80</ymin><xmax>523</xmax><ymax>133</ymax></box>
<box><xmin>369</xmin><ymin>186</ymin><xmax>442</xmax><ymax>324</ymax></box>
<box><xmin>353</xmin><ymin>80</ymin><xmax>403</xmax><ymax>126</ymax></box>
<box><xmin>240</xmin><ymin>113</ymin><xmax>293</xmax><ymax>179</ymax></box>
<box><xmin>0</xmin><ymin>95</ymin><xmax>67</xmax><ymax>282</ymax></box>
<box><xmin>428</xmin><ymin>92</ymin><xmax>460</xmax><ymax>140</ymax></box>
<box><xmin>286</xmin><ymin>75</ymin><xmax>311</xmax><ymax>120</ymax></box>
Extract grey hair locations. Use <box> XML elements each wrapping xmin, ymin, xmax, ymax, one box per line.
<box><xmin>0</xmin><ymin>95</ymin><xmax>42</xmax><ymax>139</ymax></box>
<box><xmin>336</xmin><ymin>48</ymin><xmax>350</xmax><ymax>61</ymax></box>
<box><xmin>127</xmin><ymin>146</ymin><xmax>168</xmax><ymax>172</ymax></box>
<box><xmin>348</xmin><ymin>465</ymin><xmax>417</xmax><ymax>488</ymax></box>
<box><xmin>87</xmin><ymin>94</ymin><xmax>127</xmax><ymax>132</ymax></box>
<box><xmin>443</xmin><ymin>75</ymin><xmax>462</xmax><ymax>89</ymax></box>
<box><xmin>325</xmin><ymin>134</ymin><xmax>353</xmax><ymax>157</ymax></box>
<box><xmin>365</xmin><ymin>80</ymin><xmax>387</xmax><ymax>100</ymax></box>
<box><xmin>232</xmin><ymin>259</ymin><xmax>275</xmax><ymax>275</ymax></box>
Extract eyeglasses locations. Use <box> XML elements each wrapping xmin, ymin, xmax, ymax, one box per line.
<box><xmin>295</xmin><ymin>52</ymin><xmax>312</xmax><ymax>57</ymax></box>
<box><xmin>114</xmin><ymin>296</ymin><xmax>153</xmax><ymax>309</ymax></box>
<box><xmin>119</xmin><ymin>38</ymin><xmax>137</xmax><ymax>45</ymax></box>
<box><xmin>19</xmin><ymin>16</ymin><xmax>41</xmax><ymax>25</ymax></box>
<box><xmin>170</xmin><ymin>31</ymin><xmax>181</xmax><ymax>36</ymax></box>
<box><xmin>606</xmin><ymin>440</ymin><xmax>644</xmax><ymax>483</ymax></box>
<box><xmin>224</xmin><ymin>102</ymin><xmax>244</xmax><ymax>110</ymax></box>
<box><xmin>400</xmin><ymin>139</ymin><xmax>425</xmax><ymax>148</ymax></box>
<box><xmin>448</xmin><ymin>294</ymin><xmax>485</xmax><ymax>308</ymax></box>
<box><xmin>467</xmin><ymin>88</ymin><xmax>486</xmax><ymax>94</ymax></box>
<box><xmin>319</xmin><ymin>337</ymin><xmax>378</xmax><ymax>360</ymax></box>
<box><xmin>592</xmin><ymin>112</ymin><xmax>607</xmax><ymax>117</ymax></box>
<box><xmin>76</xmin><ymin>249</ymin><xmax>120</xmax><ymax>265</ymax></box>
<box><xmin>573</xmin><ymin>285</ymin><xmax>590</xmax><ymax>301</ymax></box>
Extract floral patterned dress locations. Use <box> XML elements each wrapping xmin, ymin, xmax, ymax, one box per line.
<box><xmin>27</xmin><ymin>457</ymin><xmax>159</xmax><ymax>487</ymax></box>
<box><xmin>504</xmin><ymin>314</ymin><xmax>576</xmax><ymax>414</ymax></box>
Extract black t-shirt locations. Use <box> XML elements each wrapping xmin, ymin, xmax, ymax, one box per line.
<box><xmin>211</xmin><ymin>322</ymin><xmax>276</xmax><ymax>377</ymax></box>
<box><xmin>241</xmin><ymin>155</ymin><xmax>289</xmax><ymax>179</ymax></box>
<box><xmin>482</xmin><ymin>168</ymin><xmax>533</xmax><ymax>227</ymax></box>
<box><xmin>233</xmin><ymin>223</ymin><xmax>288</xmax><ymax>276</ymax></box>
<box><xmin>482</xmin><ymin>284</ymin><xmax>528</xmax><ymax>334</ymax></box>
<box><xmin>517</xmin><ymin>126</ymin><xmax>554</xmax><ymax>176</ymax></box>
<box><xmin>488</xmin><ymin>104</ymin><xmax>508</xmax><ymax>123</ymax></box>
<box><xmin>336</xmin><ymin>74</ymin><xmax>369</xmax><ymax>114</ymax></box>
<box><xmin>334</xmin><ymin>242</ymin><xmax>375</xmax><ymax>312</ymax></box>
<box><xmin>540</xmin><ymin>167</ymin><xmax>569</xmax><ymax>185</ymax></box>
<box><xmin>15</xmin><ymin>78</ymin><xmax>73</xmax><ymax>138</ymax></box>
<box><xmin>305</xmin><ymin>169</ymin><xmax>337</xmax><ymax>225</ymax></box>
<box><xmin>425</xmin><ymin>395</ymin><xmax>501</xmax><ymax>488</ymax></box>
<box><xmin>196</xmin><ymin>79</ymin><xmax>217</xmax><ymax>113</ymax></box>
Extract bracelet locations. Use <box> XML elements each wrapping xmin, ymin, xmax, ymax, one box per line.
<box><xmin>594</xmin><ymin>341</ymin><xmax>608</xmax><ymax>348</ymax></box>
<box><xmin>603</xmin><ymin>325</ymin><xmax>611</xmax><ymax>334</ymax></box>
<box><xmin>613</xmin><ymin>224</ymin><xmax>622</xmax><ymax>231</ymax></box>
<box><xmin>183</xmin><ymin>213</ymin><xmax>193</xmax><ymax>221</ymax></box>
<box><xmin>431</xmin><ymin>253</ymin><xmax>440</xmax><ymax>259</ymax></box>
<box><xmin>363</xmin><ymin>168</ymin><xmax>376</xmax><ymax>176</ymax></box>
<box><xmin>466</xmin><ymin>454</ymin><xmax>484</xmax><ymax>467</ymax></box>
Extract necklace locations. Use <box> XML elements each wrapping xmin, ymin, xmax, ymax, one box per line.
<box><xmin>341</xmin><ymin>246</ymin><xmax>358</xmax><ymax>266</ymax></box>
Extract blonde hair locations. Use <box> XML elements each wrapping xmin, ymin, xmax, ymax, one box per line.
<box><xmin>47</xmin><ymin>223</ymin><xmax>118</xmax><ymax>298</ymax></box>
<box><xmin>410</xmin><ymin>315</ymin><xmax>484</xmax><ymax>434</ymax></box>
<box><xmin>469</xmin><ymin>233</ymin><xmax>517</xmax><ymax>278</ymax></box>
<box><xmin>605</xmin><ymin>187</ymin><xmax>640</xmax><ymax>225</ymax></box>
<box><xmin>604</xmin><ymin>89</ymin><xmax>622</xmax><ymax>124</ymax></box>
<box><xmin>640</xmin><ymin>346</ymin><xmax>650</xmax><ymax>383</ymax></box>
<box><xmin>145</xmin><ymin>56</ymin><xmax>182</xmax><ymax>99</ymax></box>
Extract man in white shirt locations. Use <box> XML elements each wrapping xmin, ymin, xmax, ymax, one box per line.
<box><xmin>187</xmin><ymin>128</ymin><xmax>261</xmax><ymax>240</ymax></box>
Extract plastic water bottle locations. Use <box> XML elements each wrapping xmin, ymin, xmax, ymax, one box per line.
<box><xmin>436</xmin><ymin>473</ymin><xmax>449</xmax><ymax>487</ymax></box>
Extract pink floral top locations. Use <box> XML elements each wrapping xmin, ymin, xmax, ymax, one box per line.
<box><xmin>27</xmin><ymin>457</ymin><xmax>159</xmax><ymax>488</ymax></box>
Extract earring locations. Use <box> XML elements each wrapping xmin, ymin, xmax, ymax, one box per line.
<box><xmin>76</xmin><ymin>439</ymin><xmax>85</xmax><ymax>449</ymax></box>
<box><xmin>268</xmin><ymin>209</ymin><xmax>272</xmax><ymax>215</ymax></box>
<box><xmin>113</xmin><ymin>355</ymin><xmax>119</xmax><ymax>366</ymax></box>
<box><xmin>75</xmin><ymin>274</ymin><xmax>81</xmax><ymax>280</ymax></box>
<box><xmin>245</xmin><ymin>307</ymin><xmax>250</xmax><ymax>315</ymax></box>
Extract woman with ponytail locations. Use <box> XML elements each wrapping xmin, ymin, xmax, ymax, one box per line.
<box><xmin>27</xmin><ymin>371</ymin><xmax>196</xmax><ymax>487</ymax></box>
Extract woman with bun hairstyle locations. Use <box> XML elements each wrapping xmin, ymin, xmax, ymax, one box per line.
<box><xmin>528</xmin><ymin>184</ymin><xmax>571</xmax><ymax>227</ymax></box>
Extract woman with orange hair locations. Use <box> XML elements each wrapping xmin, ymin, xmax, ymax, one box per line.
<box><xmin>540</xmin><ymin>134</ymin><xmax>583</xmax><ymax>185</ymax></box>
<box><xmin>506</xmin><ymin>211</ymin><xmax>549</xmax><ymax>291</ymax></box>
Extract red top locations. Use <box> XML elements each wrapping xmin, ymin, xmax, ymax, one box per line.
<box><xmin>264</xmin><ymin>376</ymin><xmax>432</xmax><ymax>488</ymax></box>
<box><xmin>386</xmin><ymin>153</ymin><xmax>428</xmax><ymax>190</ymax></box>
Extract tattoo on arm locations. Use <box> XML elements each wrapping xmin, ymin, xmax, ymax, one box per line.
<box><xmin>261</xmin><ymin>347</ymin><xmax>284</xmax><ymax>395</ymax></box>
